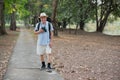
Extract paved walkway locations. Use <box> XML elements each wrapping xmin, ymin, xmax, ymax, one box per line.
<box><xmin>4</xmin><ymin>28</ymin><xmax>64</xmax><ymax>80</ymax></box>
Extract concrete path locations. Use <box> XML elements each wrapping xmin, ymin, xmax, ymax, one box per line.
<box><xmin>4</xmin><ymin>28</ymin><xmax>64</xmax><ymax>80</ymax></box>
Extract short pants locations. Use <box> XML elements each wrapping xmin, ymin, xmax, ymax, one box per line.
<box><xmin>36</xmin><ymin>45</ymin><xmax>52</xmax><ymax>55</ymax></box>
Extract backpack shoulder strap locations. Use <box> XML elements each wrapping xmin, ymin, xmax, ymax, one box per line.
<box><xmin>48</xmin><ymin>22</ymin><xmax>51</xmax><ymax>39</ymax></box>
<box><xmin>37</xmin><ymin>22</ymin><xmax>41</xmax><ymax>31</ymax></box>
<box><xmin>48</xmin><ymin>22</ymin><xmax>51</xmax><ymax>31</ymax></box>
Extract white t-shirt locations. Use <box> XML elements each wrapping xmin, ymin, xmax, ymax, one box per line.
<box><xmin>34</xmin><ymin>21</ymin><xmax>54</xmax><ymax>46</ymax></box>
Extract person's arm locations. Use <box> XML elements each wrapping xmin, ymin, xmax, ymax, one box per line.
<box><xmin>34</xmin><ymin>29</ymin><xmax>44</xmax><ymax>35</ymax></box>
<box><xmin>34</xmin><ymin>23</ymin><xmax>45</xmax><ymax>34</ymax></box>
<box><xmin>49</xmin><ymin>31</ymin><xmax>53</xmax><ymax>48</ymax></box>
<box><xmin>49</xmin><ymin>23</ymin><xmax>54</xmax><ymax>48</ymax></box>
<box><xmin>34</xmin><ymin>23</ymin><xmax>44</xmax><ymax>35</ymax></box>
<box><xmin>50</xmin><ymin>31</ymin><xmax>53</xmax><ymax>42</ymax></box>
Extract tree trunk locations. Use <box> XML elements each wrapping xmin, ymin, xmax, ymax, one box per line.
<box><xmin>79</xmin><ymin>20</ymin><xmax>85</xmax><ymax>30</ymax></box>
<box><xmin>33</xmin><ymin>15</ymin><xmax>38</xmax><ymax>27</ymax></box>
<box><xmin>95</xmin><ymin>0</ymin><xmax>99</xmax><ymax>32</ymax></box>
<box><xmin>51</xmin><ymin>0</ymin><xmax>58</xmax><ymax>36</ymax></box>
<box><xmin>10</xmin><ymin>11</ymin><xmax>16</xmax><ymax>31</ymax></box>
<box><xmin>62</xmin><ymin>20</ymin><xmax>67</xmax><ymax>29</ymax></box>
<box><xmin>0</xmin><ymin>0</ymin><xmax>7</xmax><ymax>35</ymax></box>
<box><xmin>97</xmin><ymin>10</ymin><xmax>111</xmax><ymax>32</ymax></box>
<box><xmin>74</xmin><ymin>23</ymin><xmax>79</xmax><ymax>34</ymax></box>
<box><xmin>97</xmin><ymin>0</ymin><xmax>113</xmax><ymax>32</ymax></box>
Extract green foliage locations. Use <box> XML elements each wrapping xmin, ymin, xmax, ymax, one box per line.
<box><xmin>4</xmin><ymin>0</ymin><xmax>120</xmax><ymax>31</ymax></box>
<box><xmin>57</xmin><ymin>0</ymin><xmax>96</xmax><ymax>24</ymax></box>
<box><xmin>5</xmin><ymin>0</ymin><xmax>30</xmax><ymax>20</ymax></box>
<box><xmin>112</xmin><ymin>0</ymin><xmax>120</xmax><ymax>17</ymax></box>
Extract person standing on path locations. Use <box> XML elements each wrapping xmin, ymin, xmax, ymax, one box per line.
<box><xmin>34</xmin><ymin>12</ymin><xmax>54</xmax><ymax>70</ymax></box>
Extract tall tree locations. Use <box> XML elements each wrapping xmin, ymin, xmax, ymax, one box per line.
<box><xmin>10</xmin><ymin>3</ymin><xmax>16</xmax><ymax>31</ymax></box>
<box><xmin>95</xmin><ymin>0</ymin><xmax>98</xmax><ymax>31</ymax></box>
<box><xmin>0</xmin><ymin>0</ymin><xmax>7</xmax><ymax>35</ymax></box>
<box><xmin>96</xmin><ymin>0</ymin><xmax>120</xmax><ymax>32</ymax></box>
<box><xmin>5</xmin><ymin>0</ymin><xmax>28</xmax><ymax>31</ymax></box>
<box><xmin>58</xmin><ymin>0</ymin><xmax>96</xmax><ymax>31</ymax></box>
<box><xmin>51</xmin><ymin>0</ymin><xmax>58</xmax><ymax>36</ymax></box>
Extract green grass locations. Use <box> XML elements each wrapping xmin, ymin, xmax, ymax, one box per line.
<box><xmin>5</xmin><ymin>24</ymin><xmax>10</xmax><ymax>28</ymax></box>
<box><xmin>66</xmin><ymin>20</ymin><xmax>120</xmax><ymax>35</ymax></box>
<box><xmin>5</xmin><ymin>23</ymin><xmax>24</xmax><ymax>28</ymax></box>
<box><xmin>103</xmin><ymin>23</ymin><xmax>120</xmax><ymax>35</ymax></box>
<box><xmin>85</xmin><ymin>22</ymin><xmax>120</xmax><ymax>35</ymax></box>
<box><xmin>5</xmin><ymin>20</ymin><xmax>120</xmax><ymax>36</ymax></box>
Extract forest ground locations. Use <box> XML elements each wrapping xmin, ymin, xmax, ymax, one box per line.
<box><xmin>0</xmin><ymin>29</ymin><xmax>19</xmax><ymax>80</ymax></box>
<box><xmin>52</xmin><ymin>30</ymin><xmax>120</xmax><ymax>80</ymax></box>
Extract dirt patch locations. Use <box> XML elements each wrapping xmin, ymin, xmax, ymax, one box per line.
<box><xmin>0</xmin><ymin>29</ymin><xmax>19</xmax><ymax>80</ymax></box>
<box><xmin>52</xmin><ymin>31</ymin><xmax>120</xmax><ymax>80</ymax></box>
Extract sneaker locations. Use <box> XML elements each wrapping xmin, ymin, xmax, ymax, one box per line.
<box><xmin>47</xmin><ymin>63</ymin><xmax>52</xmax><ymax>69</ymax></box>
<box><xmin>40</xmin><ymin>62</ymin><xmax>46</xmax><ymax>70</ymax></box>
<box><xmin>47</xmin><ymin>65</ymin><xmax>52</xmax><ymax>72</ymax></box>
<box><xmin>41</xmin><ymin>65</ymin><xmax>46</xmax><ymax>70</ymax></box>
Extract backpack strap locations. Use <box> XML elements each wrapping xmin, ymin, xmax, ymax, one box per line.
<box><xmin>37</xmin><ymin>22</ymin><xmax>51</xmax><ymax>39</ymax></box>
<box><xmin>37</xmin><ymin>22</ymin><xmax>41</xmax><ymax>31</ymax></box>
<box><xmin>48</xmin><ymin>22</ymin><xmax>51</xmax><ymax>39</ymax></box>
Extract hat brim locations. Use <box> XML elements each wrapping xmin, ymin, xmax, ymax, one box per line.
<box><xmin>39</xmin><ymin>16</ymin><xmax>48</xmax><ymax>18</ymax></box>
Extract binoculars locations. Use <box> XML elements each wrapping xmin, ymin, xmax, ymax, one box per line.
<box><xmin>41</xmin><ymin>27</ymin><xmax>47</xmax><ymax>32</ymax></box>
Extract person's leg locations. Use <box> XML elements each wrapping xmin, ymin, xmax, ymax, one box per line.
<box><xmin>46</xmin><ymin>45</ymin><xmax>52</xmax><ymax>69</ymax></box>
<box><xmin>40</xmin><ymin>55</ymin><xmax>46</xmax><ymax>69</ymax></box>
<box><xmin>40</xmin><ymin>55</ymin><xmax>44</xmax><ymax>62</ymax></box>
<box><xmin>47</xmin><ymin>54</ymin><xmax>52</xmax><ymax>69</ymax></box>
<box><xmin>37</xmin><ymin>45</ymin><xmax>46</xmax><ymax>69</ymax></box>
